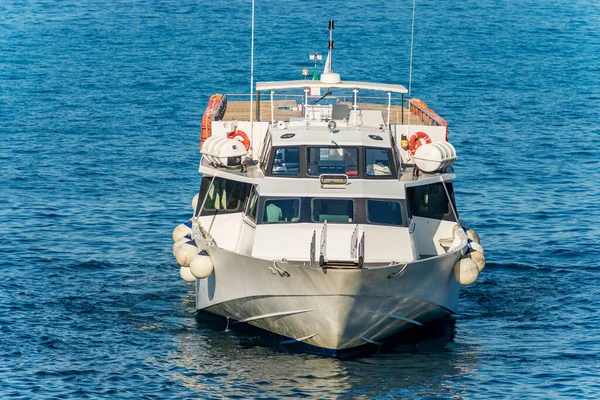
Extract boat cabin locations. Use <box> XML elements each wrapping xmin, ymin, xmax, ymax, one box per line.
<box><xmin>195</xmin><ymin>77</ymin><xmax>457</xmax><ymax>265</ymax></box>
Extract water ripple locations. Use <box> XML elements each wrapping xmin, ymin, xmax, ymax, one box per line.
<box><xmin>1</xmin><ymin>0</ymin><xmax>599</xmax><ymax>398</ymax></box>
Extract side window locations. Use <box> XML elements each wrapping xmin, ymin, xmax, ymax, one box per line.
<box><xmin>367</xmin><ymin>200</ymin><xmax>403</xmax><ymax>226</ymax></box>
<box><xmin>365</xmin><ymin>148</ymin><xmax>392</xmax><ymax>176</ymax></box>
<box><xmin>312</xmin><ymin>199</ymin><xmax>354</xmax><ymax>223</ymax></box>
<box><xmin>271</xmin><ymin>147</ymin><xmax>300</xmax><ymax>176</ymax></box>
<box><xmin>260</xmin><ymin>134</ymin><xmax>273</xmax><ymax>174</ymax></box>
<box><xmin>245</xmin><ymin>186</ymin><xmax>259</xmax><ymax>222</ymax></box>
<box><xmin>307</xmin><ymin>147</ymin><xmax>358</xmax><ymax>176</ymax></box>
<box><xmin>262</xmin><ymin>199</ymin><xmax>300</xmax><ymax>223</ymax></box>
<box><xmin>406</xmin><ymin>183</ymin><xmax>456</xmax><ymax>220</ymax></box>
<box><xmin>199</xmin><ymin>177</ymin><xmax>247</xmax><ymax>212</ymax></box>
<box><xmin>202</xmin><ymin>177</ymin><xmax>246</xmax><ymax>211</ymax></box>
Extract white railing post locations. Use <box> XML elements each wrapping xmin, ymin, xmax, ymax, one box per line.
<box><xmin>387</xmin><ymin>92</ymin><xmax>391</xmax><ymax>128</ymax></box>
<box><xmin>270</xmin><ymin>90</ymin><xmax>274</xmax><ymax>124</ymax></box>
<box><xmin>304</xmin><ymin>88</ymin><xmax>309</xmax><ymax>124</ymax></box>
<box><xmin>353</xmin><ymin>89</ymin><xmax>358</xmax><ymax>128</ymax></box>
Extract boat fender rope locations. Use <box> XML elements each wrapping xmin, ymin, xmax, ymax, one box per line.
<box><xmin>408</xmin><ymin>131</ymin><xmax>431</xmax><ymax>154</ymax></box>
<box><xmin>387</xmin><ymin>263</ymin><xmax>408</xmax><ymax>279</ymax></box>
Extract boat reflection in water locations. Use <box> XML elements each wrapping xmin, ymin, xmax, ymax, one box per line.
<box><xmin>157</xmin><ymin>309</ymin><xmax>480</xmax><ymax>398</ymax></box>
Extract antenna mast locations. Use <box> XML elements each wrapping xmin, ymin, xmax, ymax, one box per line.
<box><xmin>321</xmin><ymin>20</ymin><xmax>341</xmax><ymax>84</ymax></box>
<box><xmin>249</xmin><ymin>0</ymin><xmax>255</xmax><ymax>144</ymax></box>
<box><xmin>408</xmin><ymin>0</ymin><xmax>417</xmax><ymax>96</ymax></box>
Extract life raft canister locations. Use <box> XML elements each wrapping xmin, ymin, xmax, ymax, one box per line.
<box><xmin>408</xmin><ymin>131</ymin><xmax>432</xmax><ymax>154</ymax></box>
<box><xmin>227</xmin><ymin>130</ymin><xmax>251</xmax><ymax>150</ymax></box>
<box><xmin>200</xmin><ymin>94</ymin><xmax>226</xmax><ymax>148</ymax></box>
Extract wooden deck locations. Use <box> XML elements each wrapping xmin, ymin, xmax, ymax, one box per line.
<box><xmin>222</xmin><ymin>100</ymin><xmax>427</xmax><ymax>125</ymax></box>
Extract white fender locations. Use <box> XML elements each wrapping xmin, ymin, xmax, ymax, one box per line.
<box><xmin>179</xmin><ymin>266</ymin><xmax>196</xmax><ymax>283</ymax></box>
<box><xmin>172</xmin><ymin>236</ymin><xmax>190</xmax><ymax>257</ymax></box>
<box><xmin>175</xmin><ymin>240</ymin><xmax>198</xmax><ymax>268</ymax></box>
<box><xmin>466</xmin><ymin>229</ymin><xmax>480</xmax><ymax>244</ymax></box>
<box><xmin>453</xmin><ymin>257</ymin><xmax>479</xmax><ymax>286</ymax></box>
<box><xmin>172</xmin><ymin>222</ymin><xmax>192</xmax><ymax>242</ymax></box>
<box><xmin>469</xmin><ymin>241</ymin><xmax>485</xmax><ymax>255</ymax></box>
<box><xmin>190</xmin><ymin>255</ymin><xmax>214</xmax><ymax>279</ymax></box>
<box><xmin>469</xmin><ymin>250</ymin><xmax>486</xmax><ymax>272</ymax></box>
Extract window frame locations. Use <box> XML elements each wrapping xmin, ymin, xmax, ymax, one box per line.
<box><xmin>310</xmin><ymin>198</ymin><xmax>356</xmax><ymax>224</ymax></box>
<box><xmin>260</xmin><ymin>133</ymin><xmax>273</xmax><ymax>175</ymax></box>
<box><xmin>269</xmin><ymin>146</ymin><xmax>301</xmax><ymax>176</ymax></box>
<box><xmin>263</xmin><ymin>145</ymin><xmax>398</xmax><ymax>179</ymax></box>
<box><xmin>406</xmin><ymin>182</ymin><xmax>458</xmax><ymax>221</ymax></box>
<box><xmin>244</xmin><ymin>185</ymin><xmax>260</xmax><ymax>223</ymax></box>
<box><xmin>306</xmin><ymin>146</ymin><xmax>360</xmax><ymax>177</ymax></box>
<box><xmin>261</xmin><ymin>197</ymin><xmax>302</xmax><ymax>224</ymax></box>
<box><xmin>366</xmin><ymin>199</ymin><xmax>404</xmax><ymax>226</ymax></box>
<box><xmin>363</xmin><ymin>147</ymin><xmax>396</xmax><ymax>179</ymax></box>
<box><xmin>198</xmin><ymin>176</ymin><xmax>250</xmax><ymax>216</ymax></box>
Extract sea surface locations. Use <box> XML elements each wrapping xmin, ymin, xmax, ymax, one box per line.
<box><xmin>1</xmin><ymin>0</ymin><xmax>599</xmax><ymax>398</ymax></box>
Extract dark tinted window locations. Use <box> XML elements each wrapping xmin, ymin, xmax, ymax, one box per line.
<box><xmin>307</xmin><ymin>147</ymin><xmax>358</xmax><ymax>176</ymax></box>
<box><xmin>200</xmin><ymin>177</ymin><xmax>247</xmax><ymax>211</ymax></box>
<box><xmin>367</xmin><ymin>200</ymin><xmax>403</xmax><ymax>225</ymax></box>
<box><xmin>406</xmin><ymin>183</ymin><xmax>456</xmax><ymax>220</ymax></box>
<box><xmin>365</xmin><ymin>148</ymin><xmax>392</xmax><ymax>176</ymax></box>
<box><xmin>272</xmin><ymin>147</ymin><xmax>299</xmax><ymax>176</ymax></box>
<box><xmin>263</xmin><ymin>199</ymin><xmax>300</xmax><ymax>223</ymax></box>
<box><xmin>312</xmin><ymin>199</ymin><xmax>354</xmax><ymax>223</ymax></box>
<box><xmin>246</xmin><ymin>186</ymin><xmax>259</xmax><ymax>222</ymax></box>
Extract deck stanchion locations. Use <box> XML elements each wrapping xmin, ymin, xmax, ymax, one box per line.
<box><xmin>387</xmin><ymin>92</ymin><xmax>391</xmax><ymax>128</ymax></box>
<box><xmin>401</xmin><ymin>94</ymin><xmax>405</xmax><ymax>124</ymax></box>
<box><xmin>256</xmin><ymin>91</ymin><xmax>261</xmax><ymax>121</ymax></box>
<box><xmin>304</xmin><ymin>88</ymin><xmax>309</xmax><ymax>124</ymax></box>
<box><xmin>270</xmin><ymin>90</ymin><xmax>275</xmax><ymax>124</ymax></box>
<box><xmin>353</xmin><ymin>89</ymin><xmax>358</xmax><ymax>129</ymax></box>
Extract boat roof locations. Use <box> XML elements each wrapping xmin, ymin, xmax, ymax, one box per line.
<box><xmin>270</xmin><ymin>126</ymin><xmax>393</xmax><ymax>147</ymax></box>
<box><xmin>256</xmin><ymin>80</ymin><xmax>408</xmax><ymax>94</ymax></box>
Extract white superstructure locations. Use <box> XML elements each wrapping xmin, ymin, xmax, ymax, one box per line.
<box><xmin>171</xmin><ymin>22</ymin><xmax>485</xmax><ymax>354</ymax></box>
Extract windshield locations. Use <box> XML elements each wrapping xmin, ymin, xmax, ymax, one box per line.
<box><xmin>307</xmin><ymin>147</ymin><xmax>358</xmax><ymax>176</ymax></box>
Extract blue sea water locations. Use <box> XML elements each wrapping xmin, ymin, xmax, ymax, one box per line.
<box><xmin>1</xmin><ymin>0</ymin><xmax>599</xmax><ymax>398</ymax></box>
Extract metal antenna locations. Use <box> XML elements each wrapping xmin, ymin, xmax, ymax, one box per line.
<box><xmin>249</xmin><ymin>0</ymin><xmax>255</xmax><ymax>146</ymax></box>
<box><xmin>408</xmin><ymin>0</ymin><xmax>417</xmax><ymax>96</ymax></box>
<box><xmin>324</xmin><ymin>20</ymin><xmax>334</xmax><ymax>74</ymax></box>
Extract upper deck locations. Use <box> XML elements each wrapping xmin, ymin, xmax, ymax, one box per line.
<box><xmin>222</xmin><ymin>99</ymin><xmax>426</xmax><ymax>126</ymax></box>
<box><xmin>200</xmin><ymin>78</ymin><xmax>454</xmax><ymax>183</ymax></box>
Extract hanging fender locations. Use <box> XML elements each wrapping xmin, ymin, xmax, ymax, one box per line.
<box><xmin>408</xmin><ymin>131</ymin><xmax>432</xmax><ymax>154</ymax></box>
<box><xmin>227</xmin><ymin>130</ymin><xmax>251</xmax><ymax>150</ymax></box>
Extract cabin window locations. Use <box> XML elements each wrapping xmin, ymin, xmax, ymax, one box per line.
<box><xmin>365</xmin><ymin>148</ymin><xmax>393</xmax><ymax>176</ymax></box>
<box><xmin>262</xmin><ymin>198</ymin><xmax>300</xmax><ymax>223</ymax></box>
<box><xmin>271</xmin><ymin>147</ymin><xmax>300</xmax><ymax>176</ymax></box>
<box><xmin>406</xmin><ymin>182</ymin><xmax>457</xmax><ymax>220</ymax></box>
<box><xmin>245</xmin><ymin>186</ymin><xmax>259</xmax><ymax>222</ymax></box>
<box><xmin>307</xmin><ymin>147</ymin><xmax>358</xmax><ymax>176</ymax></box>
<box><xmin>311</xmin><ymin>199</ymin><xmax>354</xmax><ymax>223</ymax></box>
<box><xmin>260</xmin><ymin>133</ymin><xmax>273</xmax><ymax>174</ymax></box>
<box><xmin>200</xmin><ymin>177</ymin><xmax>247</xmax><ymax>212</ymax></box>
<box><xmin>367</xmin><ymin>200</ymin><xmax>403</xmax><ymax>226</ymax></box>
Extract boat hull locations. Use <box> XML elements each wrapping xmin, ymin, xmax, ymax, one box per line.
<box><xmin>195</xmin><ymin>243</ymin><xmax>461</xmax><ymax>350</ymax></box>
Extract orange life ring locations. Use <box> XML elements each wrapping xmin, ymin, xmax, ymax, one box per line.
<box><xmin>227</xmin><ymin>130</ymin><xmax>251</xmax><ymax>150</ymax></box>
<box><xmin>408</xmin><ymin>131</ymin><xmax>431</xmax><ymax>154</ymax></box>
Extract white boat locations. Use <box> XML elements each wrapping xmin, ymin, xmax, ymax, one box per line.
<box><xmin>171</xmin><ymin>22</ymin><xmax>485</xmax><ymax>354</ymax></box>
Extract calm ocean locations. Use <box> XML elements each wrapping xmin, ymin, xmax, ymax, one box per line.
<box><xmin>1</xmin><ymin>0</ymin><xmax>599</xmax><ymax>398</ymax></box>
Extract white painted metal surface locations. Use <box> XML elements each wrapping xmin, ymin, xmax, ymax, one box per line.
<box><xmin>256</xmin><ymin>79</ymin><xmax>408</xmax><ymax>94</ymax></box>
<box><xmin>184</xmin><ymin>28</ymin><xmax>475</xmax><ymax>351</ymax></box>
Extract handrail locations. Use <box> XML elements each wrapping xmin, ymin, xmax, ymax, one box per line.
<box><xmin>407</xmin><ymin>98</ymin><xmax>449</xmax><ymax>136</ymax></box>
